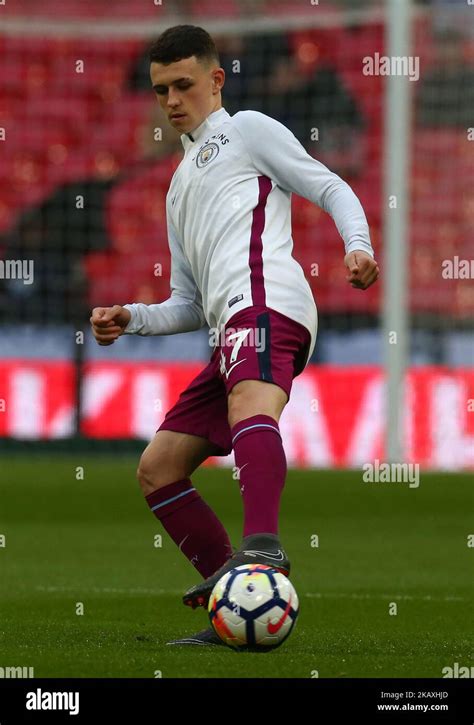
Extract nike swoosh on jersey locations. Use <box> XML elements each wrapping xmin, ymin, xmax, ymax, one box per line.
<box><xmin>267</xmin><ymin>594</ymin><xmax>292</xmax><ymax>634</ymax></box>
<box><xmin>242</xmin><ymin>549</ymin><xmax>285</xmax><ymax>561</ymax></box>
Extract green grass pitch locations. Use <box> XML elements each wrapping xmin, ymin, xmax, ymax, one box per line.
<box><xmin>0</xmin><ymin>456</ymin><xmax>472</xmax><ymax>678</ymax></box>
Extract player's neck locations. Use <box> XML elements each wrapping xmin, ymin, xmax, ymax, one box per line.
<box><xmin>185</xmin><ymin>106</ymin><xmax>226</xmax><ymax>143</ymax></box>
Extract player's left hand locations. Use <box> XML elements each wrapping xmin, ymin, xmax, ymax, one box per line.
<box><xmin>344</xmin><ymin>250</ymin><xmax>379</xmax><ymax>290</ymax></box>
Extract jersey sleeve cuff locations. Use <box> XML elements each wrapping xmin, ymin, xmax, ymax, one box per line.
<box><xmin>345</xmin><ymin>241</ymin><xmax>375</xmax><ymax>258</ymax></box>
<box><xmin>122</xmin><ymin>304</ymin><xmax>141</xmax><ymax>334</ymax></box>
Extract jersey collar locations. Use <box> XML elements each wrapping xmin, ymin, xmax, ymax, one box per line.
<box><xmin>180</xmin><ymin>107</ymin><xmax>229</xmax><ymax>151</ymax></box>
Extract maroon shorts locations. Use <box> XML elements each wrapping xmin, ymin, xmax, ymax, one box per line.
<box><xmin>157</xmin><ymin>305</ymin><xmax>311</xmax><ymax>456</ymax></box>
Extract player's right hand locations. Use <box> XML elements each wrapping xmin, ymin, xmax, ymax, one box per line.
<box><xmin>90</xmin><ymin>305</ymin><xmax>131</xmax><ymax>346</ymax></box>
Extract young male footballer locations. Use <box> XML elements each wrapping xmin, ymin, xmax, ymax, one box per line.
<box><xmin>90</xmin><ymin>25</ymin><xmax>379</xmax><ymax>645</ymax></box>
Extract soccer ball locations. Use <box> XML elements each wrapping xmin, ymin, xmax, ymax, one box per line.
<box><xmin>208</xmin><ymin>564</ymin><xmax>299</xmax><ymax>651</ymax></box>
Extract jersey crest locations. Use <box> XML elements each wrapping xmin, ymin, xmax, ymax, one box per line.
<box><xmin>196</xmin><ymin>142</ymin><xmax>220</xmax><ymax>168</ymax></box>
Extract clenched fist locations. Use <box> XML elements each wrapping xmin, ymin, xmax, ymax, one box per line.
<box><xmin>90</xmin><ymin>305</ymin><xmax>131</xmax><ymax>346</ymax></box>
<box><xmin>344</xmin><ymin>250</ymin><xmax>379</xmax><ymax>290</ymax></box>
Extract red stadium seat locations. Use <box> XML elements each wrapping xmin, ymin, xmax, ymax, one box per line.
<box><xmin>85</xmin><ymin>249</ymin><xmax>171</xmax><ymax>308</ymax></box>
<box><xmin>2</xmin><ymin>0</ymin><xmax>165</xmax><ymax>18</ymax></box>
<box><xmin>82</xmin><ymin>93</ymin><xmax>156</xmax><ymax>165</ymax></box>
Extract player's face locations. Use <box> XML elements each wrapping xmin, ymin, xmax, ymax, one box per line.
<box><xmin>151</xmin><ymin>56</ymin><xmax>224</xmax><ymax>135</ymax></box>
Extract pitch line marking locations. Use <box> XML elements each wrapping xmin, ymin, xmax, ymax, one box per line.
<box><xmin>34</xmin><ymin>586</ymin><xmax>467</xmax><ymax>602</ymax></box>
<box><xmin>304</xmin><ymin>592</ymin><xmax>466</xmax><ymax>602</ymax></box>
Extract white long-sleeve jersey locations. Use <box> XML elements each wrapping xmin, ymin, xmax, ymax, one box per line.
<box><xmin>123</xmin><ymin>107</ymin><xmax>374</xmax><ymax>361</ymax></box>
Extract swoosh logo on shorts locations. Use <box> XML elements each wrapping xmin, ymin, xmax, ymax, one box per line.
<box><xmin>227</xmin><ymin>358</ymin><xmax>247</xmax><ymax>375</ymax></box>
<box><xmin>221</xmin><ymin>357</ymin><xmax>247</xmax><ymax>379</ymax></box>
<box><xmin>267</xmin><ymin>594</ymin><xmax>292</xmax><ymax>634</ymax></box>
<box><xmin>242</xmin><ymin>549</ymin><xmax>285</xmax><ymax>561</ymax></box>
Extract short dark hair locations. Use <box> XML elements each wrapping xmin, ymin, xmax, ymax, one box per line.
<box><xmin>149</xmin><ymin>25</ymin><xmax>220</xmax><ymax>66</ymax></box>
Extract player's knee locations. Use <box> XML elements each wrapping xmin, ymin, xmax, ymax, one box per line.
<box><xmin>227</xmin><ymin>386</ymin><xmax>249</xmax><ymax>427</ymax></box>
<box><xmin>137</xmin><ymin>435</ymin><xmax>192</xmax><ymax>494</ymax></box>
<box><xmin>227</xmin><ymin>381</ymin><xmax>287</xmax><ymax>428</ymax></box>
<box><xmin>136</xmin><ymin>458</ymin><xmax>155</xmax><ymax>495</ymax></box>
<box><xmin>227</xmin><ymin>382</ymin><xmax>269</xmax><ymax>427</ymax></box>
<box><xmin>136</xmin><ymin>451</ymin><xmax>173</xmax><ymax>495</ymax></box>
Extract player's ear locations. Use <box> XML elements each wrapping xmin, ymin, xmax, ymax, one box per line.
<box><xmin>212</xmin><ymin>68</ymin><xmax>225</xmax><ymax>92</ymax></box>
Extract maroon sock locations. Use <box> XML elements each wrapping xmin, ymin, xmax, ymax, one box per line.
<box><xmin>231</xmin><ymin>414</ymin><xmax>287</xmax><ymax>537</ymax></box>
<box><xmin>145</xmin><ymin>478</ymin><xmax>233</xmax><ymax>579</ymax></box>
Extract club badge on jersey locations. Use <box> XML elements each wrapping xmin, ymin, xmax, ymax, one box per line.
<box><xmin>196</xmin><ymin>143</ymin><xmax>220</xmax><ymax>168</ymax></box>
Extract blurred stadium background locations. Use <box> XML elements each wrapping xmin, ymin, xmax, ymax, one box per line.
<box><xmin>0</xmin><ymin>0</ymin><xmax>472</xmax><ymax>470</ymax></box>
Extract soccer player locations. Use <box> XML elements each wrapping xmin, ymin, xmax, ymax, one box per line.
<box><xmin>90</xmin><ymin>25</ymin><xmax>379</xmax><ymax>646</ymax></box>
